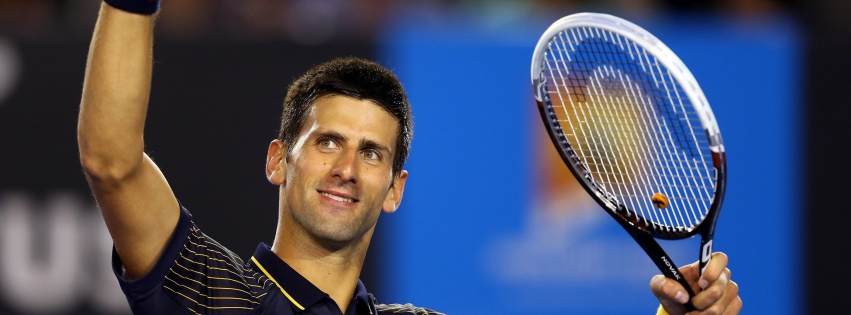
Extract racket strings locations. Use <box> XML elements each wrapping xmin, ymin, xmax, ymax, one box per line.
<box><xmin>542</xmin><ymin>27</ymin><xmax>715</xmax><ymax>232</ymax></box>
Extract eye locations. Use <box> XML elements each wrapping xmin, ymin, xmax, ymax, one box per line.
<box><xmin>317</xmin><ymin>137</ymin><xmax>338</xmax><ymax>150</ymax></box>
<box><xmin>361</xmin><ymin>149</ymin><xmax>381</xmax><ymax>161</ymax></box>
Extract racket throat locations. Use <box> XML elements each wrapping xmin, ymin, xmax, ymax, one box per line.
<box><xmin>660</xmin><ymin>255</ymin><xmax>683</xmax><ymax>281</ymax></box>
<box><xmin>618</xmin><ymin>220</ymin><xmax>697</xmax><ymax>298</ymax></box>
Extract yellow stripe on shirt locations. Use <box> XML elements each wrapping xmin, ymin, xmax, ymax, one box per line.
<box><xmin>250</xmin><ymin>256</ymin><xmax>305</xmax><ymax>311</ymax></box>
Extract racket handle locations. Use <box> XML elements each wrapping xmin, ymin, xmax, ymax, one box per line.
<box><xmin>657</xmin><ymin>255</ymin><xmax>697</xmax><ymax>312</ymax></box>
<box><xmin>619</xmin><ymin>223</ymin><xmax>698</xmax><ymax>311</ymax></box>
<box><xmin>699</xmin><ymin>238</ymin><xmax>713</xmax><ymax>276</ymax></box>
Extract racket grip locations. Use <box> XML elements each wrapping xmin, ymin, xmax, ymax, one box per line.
<box><xmin>635</xmin><ymin>238</ymin><xmax>697</xmax><ymax>310</ymax></box>
<box><xmin>699</xmin><ymin>239</ymin><xmax>713</xmax><ymax>277</ymax></box>
<box><xmin>664</xmin><ymin>259</ymin><xmax>697</xmax><ymax>312</ymax></box>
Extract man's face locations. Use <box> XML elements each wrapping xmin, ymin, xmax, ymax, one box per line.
<box><xmin>277</xmin><ymin>95</ymin><xmax>406</xmax><ymax>246</ymax></box>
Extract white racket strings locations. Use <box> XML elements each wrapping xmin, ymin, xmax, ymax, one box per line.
<box><xmin>541</xmin><ymin>27</ymin><xmax>716</xmax><ymax>232</ymax></box>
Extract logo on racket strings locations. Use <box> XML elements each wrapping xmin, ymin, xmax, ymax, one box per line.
<box><xmin>652</xmin><ymin>193</ymin><xmax>669</xmax><ymax>209</ymax></box>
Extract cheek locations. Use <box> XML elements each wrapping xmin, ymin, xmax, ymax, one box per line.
<box><xmin>366</xmin><ymin>174</ymin><xmax>394</xmax><ymax>198</ymax></box>
<box><xmin>289</xmin><ymin>155</ymin><xmax>333</xmax><ymax>184</ymax></box>
<box><xmin>285</xmin><ymin>162</ymin><xmax>309</xmax><ymax>190</ymax></box>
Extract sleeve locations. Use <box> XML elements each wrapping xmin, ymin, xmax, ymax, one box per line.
<box><xmin>111</xmin><ymin>205</ymin><xmax>266</xmax><ymax>314</ymax></box>
<box><xmin>111</xmin><ymin>205</ymin><xmax>194</xmax><ymax>313</ymax></box>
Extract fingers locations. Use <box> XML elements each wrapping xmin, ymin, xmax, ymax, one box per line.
<box><xmin>652</xmin><ymin>252</ymin><xmax>742</xmax><ymax>315</ymax></box>
<box><xmin>651</xmin><ymin>275</ymin><xmax>690</xmax><ymax>304</ymax></box>
<box><xmin>677</xmin><ymin>252</ymin><xmax>728</xmax><ymax>293</ymax></box>
<box><xmin>650</xmin><ymin>274</ymin><xmax>689</xmax><ymax>314</ymax></box>
<box><xmin>689</xmin><ymin>275</ymin><xmax>741</xmax><ymax>315</ymax></box>
<box><xmin>689</xmin><ymin>252</ymin><xmax>741</xmax><ymax>315</ymax></box>
<box><xmin>699</xmin><ymin>252</ymin><xmax>729</xmax><ymax>290</ymax></box>
<box><xmin>691</xmin><ymin>269</ymin><xmax>728</xmax><ymax>310</ymax></box>
<box><xmin>722</xmin><ymin>283</ymin><xmax>742</xmax><ymax>315</ymax></box>
<box><xmin>690</xmin><ymin>252</ymin><xmax>729</xmax><ymax>310</ymax></box>
<box><xmin>723</xmin><ymin>291</ymin><xmax>742</xmax><ymax>315</ymax></box>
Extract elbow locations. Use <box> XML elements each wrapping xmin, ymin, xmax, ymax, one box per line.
<box><xmin>77</xmin><ymin>123</ymin><xmax>146</xmax><ymax>186</ymax></box>
<box><xmin>78</xmin><ymin>145</ymin><xmax>143</xmax><ymax>185</ymax></box>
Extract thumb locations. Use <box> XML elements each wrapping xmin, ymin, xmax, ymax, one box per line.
<box><xmin>650</xmin><ymin>275</ymin><xmax>690</xmax><ymax>315</ymax></box>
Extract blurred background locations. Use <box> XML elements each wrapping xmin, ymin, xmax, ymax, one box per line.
<box><xmin>0</xmin><ymin>0</ymin><xmax>844</xmax><ymax>314</ymax></box>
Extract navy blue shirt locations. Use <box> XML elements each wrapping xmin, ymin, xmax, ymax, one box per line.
<box><xmin>112</xmin><ymin>206</ymin><xmax>441</xmax><ymax>315</ymax></box>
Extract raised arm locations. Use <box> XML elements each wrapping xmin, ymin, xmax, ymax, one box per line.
<box><xmin>78</xmin><ymin>2</ymin><xmax>178</xmax><ymax>279</ymax></box>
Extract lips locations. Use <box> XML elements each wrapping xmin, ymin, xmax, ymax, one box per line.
<box><xmin>319</xmin><ymin>191</ymin><xmax>357</xmax><ymax>203</ymax></box>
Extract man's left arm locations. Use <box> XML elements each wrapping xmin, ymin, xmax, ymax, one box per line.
<box><xmin>651</xmin><ymin>252</ymin><xmax>742</xmax><ymax>315</ymax></box>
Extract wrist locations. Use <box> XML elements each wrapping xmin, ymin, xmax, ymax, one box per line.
<box><xmin>103</xmin><ymin>0</ymin><xmax>161</xmax><ymax>15</ymax></box>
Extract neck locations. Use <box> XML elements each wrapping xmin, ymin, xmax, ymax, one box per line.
<box><xmin>271</xmin><ymin>217</ymin><xmax>373</xmax><ymax>312</ymax></box>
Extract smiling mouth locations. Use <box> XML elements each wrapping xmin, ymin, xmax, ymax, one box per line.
<box><xmin>320</xmin><ymin>192</ymin><xmax>356</xmax><ymax>203</ymax></box>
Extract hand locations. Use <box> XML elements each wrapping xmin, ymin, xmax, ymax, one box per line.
<box><xmin>650</xmin><ymin>252</ymin><xmax>742</xmax><ymax>315</ymax></box>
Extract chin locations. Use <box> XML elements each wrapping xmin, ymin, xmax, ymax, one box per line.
<box><xmin>310</xmin><ymin>225</ymin><xmax>363</xmax><ymax>245</ymax></box>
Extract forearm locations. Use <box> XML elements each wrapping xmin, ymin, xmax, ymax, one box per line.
<box><xmin>78</xmin><ymin>2</ymin><xmax>156</xmax><ymax>182</ymax></box>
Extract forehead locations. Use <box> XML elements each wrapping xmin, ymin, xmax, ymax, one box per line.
<box><xmin>303</xmin><ymin>95</ymin><xmax>399</xmax><ymax>146</ymax></box>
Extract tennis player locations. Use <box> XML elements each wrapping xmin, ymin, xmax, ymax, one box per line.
<box><xmin>77</xmin><ymin>1</ymin><xmax>740</xmax><ymax>314</ymax></box>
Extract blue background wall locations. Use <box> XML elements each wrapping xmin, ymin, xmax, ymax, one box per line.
<box><xmin>379</xmin><ymin>14</ymin><xmax>800</xmax><ymax>314</ymax></box>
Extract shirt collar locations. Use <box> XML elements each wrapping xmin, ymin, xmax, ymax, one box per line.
<box><xmin>352</xmin><ymin>280</ymin><xmax>376</xmax><ymax>315</ymax></box>
<box><xmin>250</xmin><ymin>243</ymin><xmax>374</xmax><ymax>314</ymax></box>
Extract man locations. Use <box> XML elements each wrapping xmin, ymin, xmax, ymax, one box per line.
<box><xmin>77</xmin><ymin>1</ymin><xmax>741</xmax><ymax>314</ymax></box>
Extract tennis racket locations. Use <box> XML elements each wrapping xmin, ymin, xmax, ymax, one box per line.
<box><xmin>530</xmin><ymin>13</ymin><xmax>726</xmax><ymax>310</ymax></box>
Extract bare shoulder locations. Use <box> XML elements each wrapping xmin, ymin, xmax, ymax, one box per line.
<box><xmin>376</xmin><ymin>303</ymin><xmax>445</xmax><ymax>315</ymax></box>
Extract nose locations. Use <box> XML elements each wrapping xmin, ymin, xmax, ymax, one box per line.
<box><xmin>331</xmin><ymin>149</ymin><xmax>358</xmax><ymax>184</ymax></box>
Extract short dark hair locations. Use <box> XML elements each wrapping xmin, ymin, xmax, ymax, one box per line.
<box><xmin>278</xmin><ymin>57</ymin><xmax>412</xmax><ymax>176</ymax></box>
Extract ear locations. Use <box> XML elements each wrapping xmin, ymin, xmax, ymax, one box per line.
<box><xmin>266</xmin><ymin>140</ymin><xmax>287</xmax><ymax>185</ymax></box>
<box><xmin>382</xmin><ymin>170</ymin><xmax>408</xmax><ymax>213</ymax></box>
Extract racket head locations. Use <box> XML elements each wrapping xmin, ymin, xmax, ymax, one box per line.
<box><xmin>530</xmin><ymin>13</ymin><xmax>726</xmax><ymax>240</ymax></box>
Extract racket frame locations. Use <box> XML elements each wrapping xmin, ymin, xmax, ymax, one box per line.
<box><xmin>530</xmin><ymin>12</ymin><xmax>727</xmax><ymax>310</ymax></box>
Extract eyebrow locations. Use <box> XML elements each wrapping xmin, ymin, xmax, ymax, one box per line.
<box><xmin>316</xmin><ymin>130</ymin><xmax>347</xmax><ymax>145</ymax></box>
